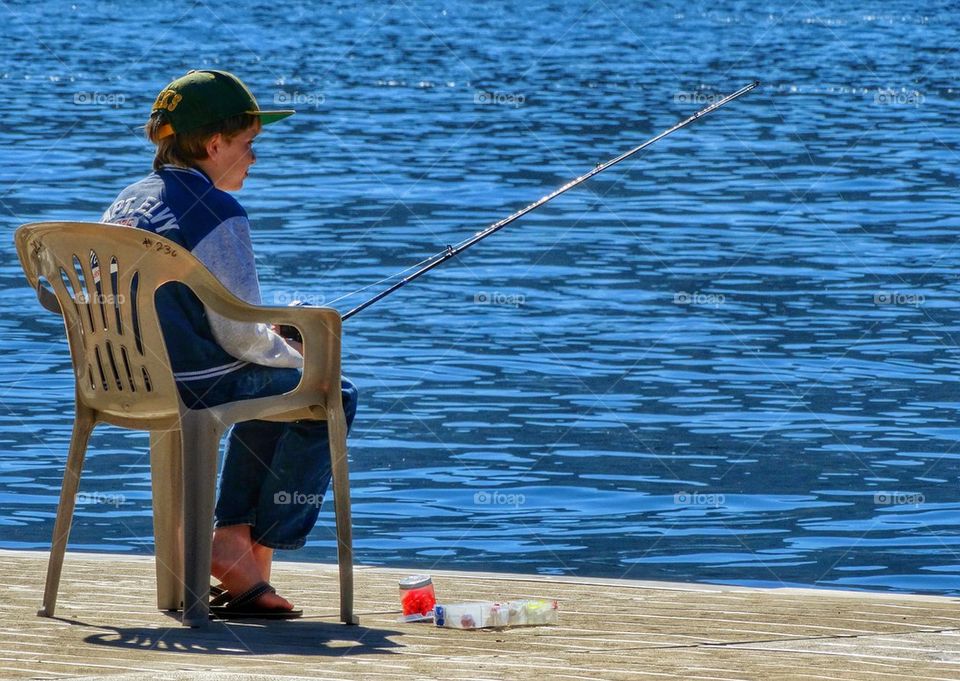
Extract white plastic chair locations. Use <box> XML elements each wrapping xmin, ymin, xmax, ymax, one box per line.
<box><xmin>15</xmin><ymin>221</ymin><xmax>357</xmax><ymax>627</ymax></box>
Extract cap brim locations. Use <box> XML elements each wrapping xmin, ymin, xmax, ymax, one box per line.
<box><xmin>251</xmin><ymin>110</ymin><xmax>295</xmax><ymax>126</ymax></box>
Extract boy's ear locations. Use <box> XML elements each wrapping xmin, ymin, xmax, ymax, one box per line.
<box><xmin>205</xmin><ymin>133</ymin><xmax>224</xmax><ymax>159</ymax></box>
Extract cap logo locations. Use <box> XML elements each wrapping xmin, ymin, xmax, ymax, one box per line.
<box><xmin>153</xmin><ymin>89</ymin><xmax>183</xmax><ymax>112</ymax></box>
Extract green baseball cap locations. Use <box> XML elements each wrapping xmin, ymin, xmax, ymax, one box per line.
<box><xmin>151</xmin><ymin>69</ymin><xmax>294</xmax><ymax>139</ymax></box>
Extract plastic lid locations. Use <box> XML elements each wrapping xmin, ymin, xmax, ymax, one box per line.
<box><xmin>399</xmin><ymin>574</ymin><xmax>433</xmax><ymax>589</ymax></box>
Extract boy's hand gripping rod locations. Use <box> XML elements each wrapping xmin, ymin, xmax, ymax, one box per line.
<box><xmin>342</xmin><ymin>81</ymin><xmax>760</xmax><ymax>321</ymax></box>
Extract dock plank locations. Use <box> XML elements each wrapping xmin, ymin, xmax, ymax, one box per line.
<box><xmin>2</xmin><ymin>548</ymin><xmax>959</xmax><ymax>680</ymax></box>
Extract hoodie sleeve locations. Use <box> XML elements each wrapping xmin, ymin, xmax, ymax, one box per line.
<box><xmin>191</xmin><ymin>215</ymin><xmax>303</xmax><ymax>369</ymax></box>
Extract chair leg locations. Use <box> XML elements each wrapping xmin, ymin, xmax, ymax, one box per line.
<box><xmin>328</xmin><ymin>406</ymin><xmax>358</xmax><ymax>625</ymax></box>
<box><xmin>150</xmin><ymin>428</ymin><xmax>184</xmax><ymax>611</ymax></box>
<box><xmin>38</xmin><ymin>404</ymin><xmax>96</xmax><ymax>618</ymax></box>
<box><xmin>178</xmin><ymin>409</ymin><xmax>222</xmax><ymax>627</ymax></box>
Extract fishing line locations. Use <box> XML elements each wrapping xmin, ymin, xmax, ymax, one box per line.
<box><xmin>325</xmin><ymin>250</ymin><xmax>446</xmax><ymax>307</ymax></box>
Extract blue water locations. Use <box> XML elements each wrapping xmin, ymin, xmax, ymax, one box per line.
<box><xmin>2</xmin><ymin>1</ymin><xmax>960</xmax><ymax>595</ymax></box>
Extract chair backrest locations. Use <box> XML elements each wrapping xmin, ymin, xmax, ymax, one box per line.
<box><xmin>15</xmin><ymin>221</ymin><xmax>217</xmax><ymax>427</ymax></box>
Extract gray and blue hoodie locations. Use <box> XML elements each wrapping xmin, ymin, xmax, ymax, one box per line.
<box><xmin>102</xmin><ymin>165</ymin><xmax>302</xmax><ymax>386</ymax></box>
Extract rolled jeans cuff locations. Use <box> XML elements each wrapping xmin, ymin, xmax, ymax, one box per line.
<box><xmin>214</xmin><ymin>517</ymin><xmax>256</xmax><ymax>530</ymax></box>
<box><xmin>250</xmin><ymin>527</ymin><xmax>307</xmax><ymax>551</ymax></box>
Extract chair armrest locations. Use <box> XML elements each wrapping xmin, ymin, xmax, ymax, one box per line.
<box><xmin>185</xmin><ymin>280</ymin><xmax>342</xmax><ymax>401</ymax></box>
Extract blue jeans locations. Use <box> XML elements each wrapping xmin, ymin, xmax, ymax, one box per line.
<box><xmin>178</xmin><ymin>364</ymin><xmax>358</xmax><ymax>550</ymax></box>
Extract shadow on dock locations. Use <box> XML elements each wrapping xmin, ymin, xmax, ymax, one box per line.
<box><xmin>50</xmin><ymin>614</ymin><xmax>405</xmax><ymax>656</ymax></box>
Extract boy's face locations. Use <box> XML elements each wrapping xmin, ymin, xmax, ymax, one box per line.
<box><xmin>200</xmin><ymin>126</ymin><xmax>258</xmax><ymax>191</ymax></box>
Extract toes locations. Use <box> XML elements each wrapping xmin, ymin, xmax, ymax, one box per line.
<box><xmin>256</xmin><ymin>591</ymin><xmax>294</xmax><ymax>611</ymax></box>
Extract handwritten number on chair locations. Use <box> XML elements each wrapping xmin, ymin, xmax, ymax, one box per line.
<box><xmin>141</xmin><ymin>237</ymin><xmax>177</xmax><ymax>258</ymax></box>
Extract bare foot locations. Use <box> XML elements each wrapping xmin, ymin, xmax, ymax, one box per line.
<box><xmin>211</xmin><ymin>525</ymin><xmax>293</xmax><ymax>611</ymax></box>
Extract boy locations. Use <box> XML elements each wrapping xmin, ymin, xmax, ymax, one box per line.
<box><xmin>102</xmin><ymin>70</ymin><xmax>358</xmax><ymax>618</ymax></box>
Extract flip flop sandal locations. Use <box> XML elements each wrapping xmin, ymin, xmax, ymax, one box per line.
<box><xmin>210</xmin><ymin>584</ymin><xmax>230</xmax><ymax>607</ymax></box>
<box><xmin>210</xmin><ymin>581</ymin><xmax>303</xmax><ymax>620</ymax></box>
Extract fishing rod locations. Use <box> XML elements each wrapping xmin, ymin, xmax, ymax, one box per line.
<box><xmin>342</xmin><ymin>80</ymin><xmax>760</xmax><ymax>322</ymax></box>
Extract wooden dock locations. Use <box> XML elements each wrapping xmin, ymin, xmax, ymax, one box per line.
<box><xmin>2</xmin><ymin>548</ymin><xmax>959</xmax><ymax>680</ymax></box>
